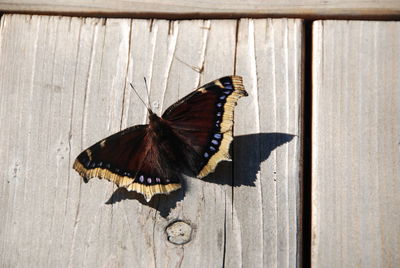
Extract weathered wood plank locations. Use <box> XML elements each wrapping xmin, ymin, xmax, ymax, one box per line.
<box><xmin>0</xmin><ymin>14</ymin><xmax>303</xmax><ymax>267</ymax></box>
<box><xmin>231</xmin><ymin>18</ymin><xmax>303</xmax><ymax>268</ymax></box>
<box><xmin>312</xmin><ymin>20</ymin><xmax>400</xmax><ymax>268</ymax></box>
<box><xmin>0</xmin><ymin>0</ymin><xmax>399</xmax><ymax>18</ymax></box>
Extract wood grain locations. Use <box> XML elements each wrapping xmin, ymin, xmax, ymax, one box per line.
<box><xmin>232</xmin><ymin>18</ymin><xmax>303</xmax><ymax>268</ymax></box>
<box><xmin>0</xmin><ymin>14</ymin><xmax>303</xmax><ymax>267</ymax></box>
<box><xmin>0</xmin><ymin>0</ymin><xmax>399</xmax><ymax>18</ymax></box>
<box><xmin>312</xmin><ymin>20</ymin><xmax>400</xmax><ymax>268</ymax></box>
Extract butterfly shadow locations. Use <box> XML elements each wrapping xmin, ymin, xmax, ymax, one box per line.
<box><xmin>105</xmin><ymin>132</ymin><xmax>294</xmax><ymax>217</ymax></box>
<box><xmin>105</xmin><ymin>181</ymin><xmax>187</xmax><ymax>218</ymax></box>
<box><xmin>202</xmin><ymin>132</ymin><xmax>296</xmax><ymax>187</ymax></box>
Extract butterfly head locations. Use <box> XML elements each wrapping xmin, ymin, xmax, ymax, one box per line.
<box><xmin>148</xmin><ymin>108</ymin><xmax>158</xmax><ymax>121</ymax></box>
<box><xmin>148</xmin><ymin>109</ymin><xmax>163</xmax><ymax>129</ymax></box>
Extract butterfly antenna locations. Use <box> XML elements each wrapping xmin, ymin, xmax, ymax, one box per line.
<box><xmin>129</xmin><ymin>83</ymin><xmax>151</xmax><ymax>112</ymax></box>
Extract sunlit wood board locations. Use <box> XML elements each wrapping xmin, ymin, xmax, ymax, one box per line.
<box><xmin>312</xmin><ymin>20</ymin><xmax>400</xmax><ymax>268</ymax></box>
<box><xmin>0</xmin><ymin>0</ymin><xmax>399</xmax><ymax>18</ymax></box>
<box><xmin>0</xmin><ymin>14</ymin><xmax>303</xmax><ymax>267</ymax></box>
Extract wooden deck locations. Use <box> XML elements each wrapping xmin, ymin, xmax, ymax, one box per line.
<box><xmin>0</xmin><ymin>2</ymin><xmax>399</xmax><ymax>268</ymax></box>
<box><xmin>0</xmin><ymin>0</ymin><xmax>399</xmax><ymax>18</ymax></box>
<box><xmin>0</xmin><ymin>15</ymin><xmax>302</xmax><ymax>267</ymax></box>
<box><xmin>312</xmin><ymin>20</ymin><xmax>400</xmax><ymax>267</ymax></box>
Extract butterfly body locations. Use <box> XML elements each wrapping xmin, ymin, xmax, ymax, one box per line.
<box><xmin>73</xmin><ymin>76</ymin><xmax>248</xmax><ymax>201</ymax></box>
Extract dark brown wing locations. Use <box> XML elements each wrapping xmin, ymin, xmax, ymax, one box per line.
<box><xmin>162</xmin><ymin>76</ymin><xmax>248</xmax><ymax>178</ymax></box>
<box><xmin>73</xmin><ymin>125</ymin><xmax>181</xmax><ymax>201</ymax></box>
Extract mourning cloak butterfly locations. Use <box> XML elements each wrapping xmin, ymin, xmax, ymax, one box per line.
<box><xmin>73</xmin><ymin>76</ymin><xmax>248</xmax><ymax>201</ymax></box>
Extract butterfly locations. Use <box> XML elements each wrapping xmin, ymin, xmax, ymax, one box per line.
<box><xmin>73</xmin><ymin>76</ymin><xmax>248</xmax><ymax>202</ymax></box>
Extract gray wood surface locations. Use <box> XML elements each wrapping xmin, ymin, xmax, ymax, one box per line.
<box><xmin>0</xmin><ymin>0</ymin><xmax>399</xmax><ymax>18</ymax></box>
<box><xmin>312</xmin><ymin>20</ymin><xmax>400</xmax><ymax>268</ymax></box>
<box><xmin>0</xmin><ymin>15</ymin><xmax>303</xmax><ymax>267</ymax></box>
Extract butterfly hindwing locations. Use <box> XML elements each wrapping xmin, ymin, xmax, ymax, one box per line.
<box><xmin>73</xmin><ymin>125</ymin><xmax>181</xmax><ymax>201</ymax></box>
<box><xmin>162</xmin><ymin>76</ymin><xmax>248</xmax><ymax>178</ymax></box>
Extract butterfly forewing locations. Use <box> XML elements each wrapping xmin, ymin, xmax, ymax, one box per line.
<box><xmin>73</xmin><ymin>124</ymin><xmax>181</xmax><ymax>201</ymax></box>
<box><xmin>162</xmin><ymin>76</ymin><xmax>248</xmax><ymax>178</ymax></box>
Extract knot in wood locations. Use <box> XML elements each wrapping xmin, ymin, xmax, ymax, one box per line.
<box><xmin>165</xmin><ymin>220</ymin><xmax>192</xmax><ymax>245</ymax></box>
